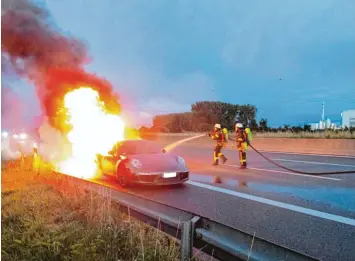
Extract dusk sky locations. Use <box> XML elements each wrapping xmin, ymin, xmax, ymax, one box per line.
<box><xmin>4</xmin><ymin>0</ymin><xmax>355</xmax><ymax>128</ymax></box>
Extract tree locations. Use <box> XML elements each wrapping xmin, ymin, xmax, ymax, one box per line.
<box><xmin>282</xmin><ymin>125</ymin><xmax>290</xmax><ymax>132</ymax></box>
<box><xmin>237</xmin><ymin>104</ymin><xmax>257</xmax><ymax>127</ymax></box>
<box><xmin>259</xmin><ymin>118</ymin><xmax>268</xmax><ymax>131</ymax></box>
<box><xmin>191</xmin><ymin>101</ymin><xmax>256</xmax><ymax>130</ymax></box>
<box><xmin>249</xmin><ymin>119</ymin><xmax>258</xmax><ymax>130</ymax></box>
<box><xmin>191</xmin><ymin>101</ymin><xmax>224</xmax><ymax>127</ymax></box>
<box><xmin>303</xmin><ymin>124</ymin><xmax>311</xmax><ymax>132</ymax></box>
<box><xmin>292</xmin><ymin>125</ymin><xmax>303</xmax><ymax>133</ymax></box>
<box><xmin>151</xmin><ymin>100</ymin><xmax>258</xmax><ymax>133</ymax></box>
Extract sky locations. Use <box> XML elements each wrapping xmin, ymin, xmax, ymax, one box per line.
<box><xmin>3</xmin><ymin>0</ymin><xmax>355</xmax><ymax>128</ymax></box>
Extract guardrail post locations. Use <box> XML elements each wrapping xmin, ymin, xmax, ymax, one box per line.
<box><xmin>181</xmin><ymin>220</ymin><xmax>193</xmax><ymax>261</ymax></box>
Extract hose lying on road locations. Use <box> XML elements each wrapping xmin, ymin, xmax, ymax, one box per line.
<box><xmin>228</xmin><ymin>138</ymin><xmax>355</xmax><ymax>175</ymax></box>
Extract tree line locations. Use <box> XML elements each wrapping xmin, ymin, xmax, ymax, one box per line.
<box><xmin>137</xmin><ymin>100</ymin><xmax>354</xmax><ymax>134</ymax></box>
<box><xmin>141</xmin><ymin>101</ymin><xmax>257</xmax><ymax>133</ymax></box>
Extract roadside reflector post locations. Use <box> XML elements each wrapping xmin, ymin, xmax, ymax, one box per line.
<box><xmin>33</xmin><ymin>143</ymin><xmax>39</xmax><ymax>174</ymax></box>
<box><xmin>181</xmin><ymin>220</ymin><xmax>193</xmax><ymax>261</ymax></box>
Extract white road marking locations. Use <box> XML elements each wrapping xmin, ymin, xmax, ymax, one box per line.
<box><xmin>273</xmin><ymin>158</ymin><xmax>355</xmax><ymax>168</ymax></box>
<box><xmin>224</xmin><ymin>164</ymin><xmax>341</xmax><ymax>181</ymax></box>
<box><xmin>256</xmin><ymin>150</ymin><xmax>355</xmax><ymax>159</ymax></box>
<box><xmin>187</xmin><ymin>180</ymin><xmax>355</xmax><ymax>227</ymax></box>
<box><xmin>165</xmin><ymin>138</ymin><xmax>355</xmax><ymax>159</ymax></box>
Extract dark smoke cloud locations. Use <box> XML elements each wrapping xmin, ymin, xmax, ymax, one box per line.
<box><xmin>1</xmin><ymin>0</ymin><xmax>87</xmax><ymax>75</ymax></box>
<box><xmin>1</xmin><ymin>0</ymin><xmax>121</xmax><ymax>133</ymax></box>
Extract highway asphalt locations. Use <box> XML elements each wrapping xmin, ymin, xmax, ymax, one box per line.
<box><xmin>94</xmin><ymin>141</ymin><xmax>355</xmax><ymax>261</ymax></box>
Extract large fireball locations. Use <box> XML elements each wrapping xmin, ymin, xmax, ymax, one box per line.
<box><xmin>59</xmin><ymin>87</ymin><xmax>125</xmax><ymax>179</ymax></box>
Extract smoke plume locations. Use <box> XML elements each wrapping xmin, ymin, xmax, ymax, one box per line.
<box><xmin>1</xmin><ymin>0</ymin><xmax>87</xmax><ymax>74</ymax></box>
<box><xmin>1</xmin><ymin>0</ymin><xmax>123</xmax><ymax>163</ymax></box>
<box><xmin>1</xmin><ymin>86</ymin><xmax>25</xmax><ymax>130</ymax></box>
<box><xmin>1</xmin><ymin>0</ymin><xmax>121</xmax><ymax>132</ymax></box>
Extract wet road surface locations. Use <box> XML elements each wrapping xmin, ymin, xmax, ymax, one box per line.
<box><xmin>94</xmin><ymin>142</ymin><xmax>355</xmax><ymax>261</ymax></box>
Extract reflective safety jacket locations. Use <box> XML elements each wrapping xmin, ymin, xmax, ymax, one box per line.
<box><xmin>211</xmin><ymin>130</ymin><xmax>226</xmax><ymax>145</ymax></box>
<box><xmin>235</xmin><ymin>128</ymin><xmax>248</xmax><ymax>143</ymax></box>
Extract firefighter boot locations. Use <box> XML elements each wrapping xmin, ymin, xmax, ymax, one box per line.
<box><xmin>240</xmin><ymin>151</ymin><xmax>247</xmax><ymax>169</ymax></box>
<box><xmin>212</xmin><ymin>159</ymin><xmax>219</xmax><ymax>166</ymax></box>
<box><xmin>220</xmin><ymin>154</ymin><xmax>228</xmax><ymax>164</ymax></box>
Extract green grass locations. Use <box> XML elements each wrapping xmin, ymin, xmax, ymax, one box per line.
<box><xmin>1</xmin><ymin>161</ymin><xmax>198</xmax><ymax>261</ymax></box>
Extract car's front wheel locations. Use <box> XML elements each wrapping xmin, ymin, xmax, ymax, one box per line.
<box><xmin>116</xmin><ymin>164</ymin><xmax>129</xmax><ymax>187</ymax></box>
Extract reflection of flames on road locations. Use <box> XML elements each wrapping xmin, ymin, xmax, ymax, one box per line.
<box><xmin>59</xmin><ymin>87</ymin><xmax>125</xmax><ymax>179</ymax></box>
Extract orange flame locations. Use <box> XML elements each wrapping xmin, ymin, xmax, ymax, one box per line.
<box><xmin>59</xmin><ymin>87</ymin><xmax>125</xmax><ymax>179</ymax></box>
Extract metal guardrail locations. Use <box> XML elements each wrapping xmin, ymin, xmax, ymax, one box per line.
<box><xmin>55</xmin><ymin>172</ymin><xmax>319</xmax><ymax>261</ymax></box>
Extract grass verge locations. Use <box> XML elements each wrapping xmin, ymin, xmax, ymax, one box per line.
<box><xmin>254</xmin><ymin>131</ymin><xmax>355</xmax><ymax>139</ymax></box>
<box><xmin>1</xmin><ymin>160</ymin><xmax>189</xmax><ymax>261</ymax></box>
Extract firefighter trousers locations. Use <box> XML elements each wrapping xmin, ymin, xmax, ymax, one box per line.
<box><xmin>236</xmin><ymin>141</ymin><xmax>248</xmax><ymax>167</ymax></box>
<box><xmin>213</xmin><ymin>143</ymin><xmax>226</xmax><ymax>163</ymax></box>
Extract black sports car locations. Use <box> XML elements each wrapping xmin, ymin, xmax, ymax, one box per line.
<box><xmin>96</xmin><ymin>139</ymin><xmax>189</xmax><ymax>187</ymax></box>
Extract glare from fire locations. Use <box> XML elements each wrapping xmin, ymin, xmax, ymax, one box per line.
<box><xmin>59</xmin><ymin>87</ymin><xmax>125</xmax><ymax>179</ymax></box>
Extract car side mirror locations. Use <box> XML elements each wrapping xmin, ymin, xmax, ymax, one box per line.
<box><xmin>161</xmin><ymin>148</ymin><xmax>166</xmax><ymax>153</ymax></box>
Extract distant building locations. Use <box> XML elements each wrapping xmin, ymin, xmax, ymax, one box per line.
<box><xmin>325</xmin><ymin>116</ymin><xmax>331</xmax><ymax>128</ymax></box>
<box><xmin>310</xmin><ymin>102</ymin><xmax>328</xmax><ymax>130</ymax></box>
<box><xmin>310</xmin><ymin>123</ymin><xmax>319</xmax><ymax>130</ymax></box>
<box><xmin>309</xmin><ymin>102</ymin><xmax>341</xmax><ymax>130</ymax></box>
<box><xmin>341</xmin><ymin>110</ymin><xmax>355</xmax><ymax>128</ymax></box>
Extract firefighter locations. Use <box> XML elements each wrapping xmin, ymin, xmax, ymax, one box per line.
<box><xmin>208</xmin><ymin>123</ymin><xmax>228</xmax><ymax>165</ymax></box>
<box><xmin>235</xmin><ymin>122</ymin><xmax>249</xmax><ymax>168</ymax></box>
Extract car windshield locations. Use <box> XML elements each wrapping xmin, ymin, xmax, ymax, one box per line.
<box><xmin>115</xmin><ymin>140</ymin><xmax>163</xmax><ymax>155</ymax></box>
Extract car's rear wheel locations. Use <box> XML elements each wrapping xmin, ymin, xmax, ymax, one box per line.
<box><xmin>116</xmin><ymin>164</ymin><xmax>129</xmax><ymax>187</ymax></box>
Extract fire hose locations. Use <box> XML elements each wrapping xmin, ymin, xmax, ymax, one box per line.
<box><xmin>227</xmin><ymin>138</ymin><xmax>355</xmax><ymax>175</ymax></box>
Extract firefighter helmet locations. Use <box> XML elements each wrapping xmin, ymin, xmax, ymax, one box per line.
<box><xmin>214</xmin><ymin>123</ymin><xmax>221</xmax><ymax>129</ymax></box>
<box><xmin>235</xmin><ymin>123</ymin><xmax>243</xmax><ymax>128</ymax></box>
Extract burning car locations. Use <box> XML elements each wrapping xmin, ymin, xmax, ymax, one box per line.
<box><xmin>96</xmin><ymin>139</ymin><xmax>189</xmax><ymax>187</ymax></box>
